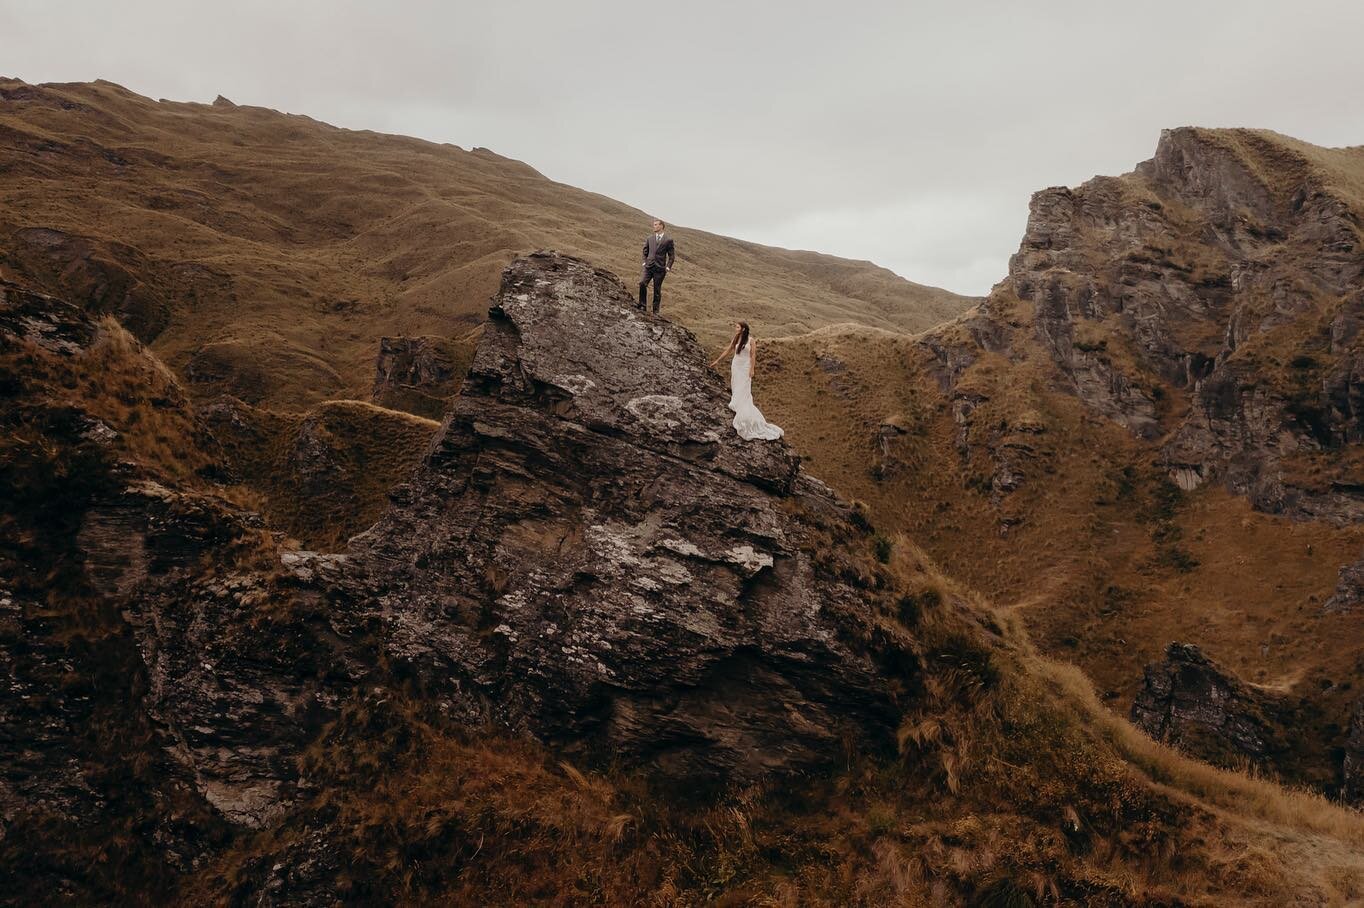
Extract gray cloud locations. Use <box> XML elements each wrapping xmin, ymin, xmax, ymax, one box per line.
<box><xmin>3</xmin><ymin>0</ymin><xmax>1362</xmax><ymax>294</ymax></box>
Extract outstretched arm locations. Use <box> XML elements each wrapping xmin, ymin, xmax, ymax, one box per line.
<box><xmin>750</xmin><ymin>338</ymin><xmax>757</xmax><ymax>375</ymax></box>
<box><xmin>709</xmin><ymin>338</ymin><xmax>735</xmax><ymax>369</ymax></box>
<box><xmin>665</xmin><ymin>239</ymin><xmax>675</xmax><ymax>271</ymax></box>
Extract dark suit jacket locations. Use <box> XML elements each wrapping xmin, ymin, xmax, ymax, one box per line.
<box><xmin>642</xmin><ymin>233</ymin><xmax>675</xmax><ymax>271</ymax></box>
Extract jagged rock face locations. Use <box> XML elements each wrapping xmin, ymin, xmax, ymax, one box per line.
<box><xmin>1345</xmin><ymin>699</ymin><xmax>1364</xmax><ymax>802</ymax></box>
<box><xmin>1006</xmin><ymin>128</ymin><xmax>1364</xmax><ymax>517</ymax></box>
<box><xmin>371</xmin><ymin>334</ymin><xmax>463</xmax><ymax>419</ymax></box>
<box><xmin>349</xmin><ymin>252</ymin><xmax>906</xmax><ymax>780</ymax></box>
<box><xmin>1131</xmin><ymin>643</ymin><xmax>1292</xmax><ymax>766</ymax></box>
<box><xmin>85</xmin><ymin>483</ymin><xmax>325</xmax><ymax>830</ymax></box>
<box><xmin>1131</xmin><ymin>642</ymin><xmax>1358</xmax><ymax>799</ymax></box>
<box><xmin>1010</xmin><ymin>177</ymin><xmax>1176</xmax><ymax>439</ymax></box>
<box><xmin>0</xmin><ymin>285</ymin><xmax>234</xmax><ymax>878</ymax></box>
<box><xmin>7</xmin><ymin>252</ymin><xmax>911</xmax><ymax>859</ymax></box>
<box><xmin>1323</xmin><ymin>553</ymin><xmax>1364</xmax><ymax>612</ymax></box>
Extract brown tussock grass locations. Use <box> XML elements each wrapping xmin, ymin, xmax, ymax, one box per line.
<box><xmin>0</xmin><ymin>77</ymin><xmax>977</xmax><ymax>412</ymax></box>
<box><xmin>760</xmin><ymin>305</ymin><xmax>1364</xmax><ymax>796</ymax></box>
<box><xmin>205</xmin><ymin>395</ymin><xmax>439</xmax><ymax>549</ymax></box>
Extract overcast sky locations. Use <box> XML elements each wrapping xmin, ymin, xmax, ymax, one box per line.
<box><xmin>3</xmin><ymin>1</ymin><xmax>1363</xmax><ymax>296</ymax></box>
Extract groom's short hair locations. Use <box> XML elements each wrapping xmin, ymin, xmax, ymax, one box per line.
<box><xmin>653</xmin><ymin>218</ymin><xmax>665</xmax><ymax>228</ymax></box>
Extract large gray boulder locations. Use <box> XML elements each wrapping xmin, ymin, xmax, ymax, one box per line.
<box><xmin>104</xmin><ymin>252</ymin><xmax>913</xmax><ymax>837</ymax></box>
<box><xmin>346</xmin><ymin>252</ymin><xmax>907</xmax><ymax>780</ymax></box>
<box><xmin>1131</xmin><ymin>642</ymin><xmax>1360</xmax><ymax>800</ymax></box>
<box><xmin>1131</xmin><ymin>643</ymin><xmax>1293</xmax><ymax>765</ymax></box>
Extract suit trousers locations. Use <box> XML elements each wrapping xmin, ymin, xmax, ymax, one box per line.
<box><xmin>638</xmin><ymin>264</ymin><xmax>666</xmax><ymax>312</ymax></box>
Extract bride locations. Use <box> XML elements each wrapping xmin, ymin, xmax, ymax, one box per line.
<box><xmin>710</xmin><ymin>321</ymin><xmax>784</xmax><ymax>441</ymax></box>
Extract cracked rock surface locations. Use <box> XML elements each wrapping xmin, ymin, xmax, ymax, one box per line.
<box><xmin>346</xmin><ymin>252</ymin><xmax>906</xmax><ymax>781</ymax></box>
<box><xmin>2</xmin><ymin>253</ymin><xmax>919</xmax><ymax>907</ymax></box>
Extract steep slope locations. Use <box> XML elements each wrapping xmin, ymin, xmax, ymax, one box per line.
<box><xmin>0</xmin><ymin>78</ymin><xmax>975</xmax><ymax>411</ymax></box>
<box><xmin>338</xmin><ymin>252</ymin><xmax>915</xmax><ymax>783</ymax></box>
<box><xmin>757</xmin><ymin>127</ymin><xmax>1364</xmax><ymax>799</ymax></box>
<box><xmin>7</xmin><ymin>257</ymin><xmax>1364</xmax><ymax>905</ymax></box>
<box><xmin>202</xmin><ymin>396</ymin><xmax>438</xmax><ymax>549</ymax></box>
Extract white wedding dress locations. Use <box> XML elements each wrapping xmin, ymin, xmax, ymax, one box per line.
<box><xmin>728</xmin><ymin>342</ymin><xmax>784</xmax><ymax>441</ymax></box>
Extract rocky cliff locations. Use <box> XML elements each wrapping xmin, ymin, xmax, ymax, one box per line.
<box><xmin>370</xmin><ymin>334</ymin><xmax>468</xmax><ymax>419</ymax></box>
<box><xmin>0</xmin><ymin>255</ymin><xmax>921</xmax><ymax>897</ymax></box>
<box><xmin>876</xmin><ymin>128</ymin><xmax>1364</xmax><ymax>799</ymax></box>
<box><xmin>9</xmin><ymin>254</ymin><xmax>1364</xmax><ymax>904</ymax></box>
<box><xmin>918</xmin><ymin>129</ymin><xmax>1364</xmax><ymax>515</ymax></box>
<box><xmin>343</xmin><ymin>253</ymin><xmax>912</xmax><ymax>781</ymax></box>
<box><xmin>1007</xmin><ymin>128</ymin><xmax>1364</xmax><ymax>519</ymax></box>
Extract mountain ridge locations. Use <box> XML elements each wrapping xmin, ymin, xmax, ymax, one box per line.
<box><xmin>6</xmin><ymin>258</ymin><xmax>1364</xmax><ymax>904</ymax></box>
<box><xmin>0</xmin><ymin>77</ymin><xmax>976</xmax><ymax>411</ymax></box>
<box><xmin>757</xmin><ymin>124</ymin><xmax>1364</xmax><ymax>802</ymax></box>
<box><xmin>8</xmin><ymin>77</ymin><xmax>1364</xmax><ymax>902</ymax></box>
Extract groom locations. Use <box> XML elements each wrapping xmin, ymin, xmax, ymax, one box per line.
<box><xmin>638</xmin><ymin>218</ymin><xmax>675</xmax><ymax>314</ymax></box>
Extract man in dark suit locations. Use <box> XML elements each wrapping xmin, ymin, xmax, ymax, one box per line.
<box><xmin>639</xmin><ymin>218</ymin><xmax>675</xmax><ymax>313</ymax></box>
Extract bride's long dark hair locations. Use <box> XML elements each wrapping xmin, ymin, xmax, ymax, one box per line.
<box><xmin>735</xmin><ymin>321</ymin><xmax>750</xmax><ymax>355</ymax></box>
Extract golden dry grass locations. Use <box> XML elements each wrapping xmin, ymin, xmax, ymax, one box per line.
<box><xmin>206</xmin><ymin>396</ymin><xmax>439</xmax><ymax>549</ymax></box>
<box><xmin>757</xmin><ymin>293</ymin><xmax>1364</xmax><ymax>795</ymax></box>
<box><xmin>168</xmin><ymin>528</ymin><xmax>1364</xmax><ymax>906</ymax></box>
<box><xmin>2</xmin><ymin>314</ymin><xmax>214</xmax><ymax>484</ymax></box>
<box><xmin>901</xmin><ymin>544</ymin><xmax>1364</xmax><ymax>905</ymax></box>
<box><xmin>0</xmin><ymin>78</ymin><xmax>976</xmax><ymax>410</ymax></box>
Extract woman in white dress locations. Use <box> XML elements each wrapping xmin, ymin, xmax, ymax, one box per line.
<box><xmin>710</xmin><ymin>321</ymin><xmax>784</xmax><ymax>441</ymax></box>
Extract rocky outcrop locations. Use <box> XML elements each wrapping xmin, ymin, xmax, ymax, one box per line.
<box><xmin>908</xmin><ymin>129</ymin><xmax>1364</xmax><ymax>530</ymax></box>
<box><xmin>1323</xmin><ymin>552</ymin><xmax>1364</xmax><ymax>612</ymax></box>
<box><xmin>1344</xmin><ymin>699</ymin><xmax>1364</xmax><ymax>802</ymax></box>
<box><xmin>371</xmin><ymin>334</ymin><xmax>464</xmax><ymax>419</ymax></box>
<box><xmin>4</xmin><ymin>253</ymin><xmax>919</xmax><ymax>868</ymax></box>
<box><xmin>344</xmin><ymin>253</ymin><xmax>909</xmax><ymax>780</ymax></box>
<box><xmin>1132</xmin><ymin>642</ymin><xmax>1360</xmax><ymax>799</ymax></box>
<box><xmin>946</xmin><ymin>129</ymin><xmax>1364</xmax><ymax>520</ymax></box>
<box><xmin>1131</xmin><ymin>643</ymin><xmax>1293</xmax><ymax>770</ymax></box>
<box><xmin>158</xmin><ymin>251</ymin><xmax>910</xmax><ymax>813</ymax></box>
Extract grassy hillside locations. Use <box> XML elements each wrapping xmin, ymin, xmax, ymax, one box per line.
<box><xmin>0</xmin><ymin>78</ymin><xmax>975</xmax><ymax>410</ymax></box>
<box><xmin>756</xmin><ymin>127</ymin><xmax>1364</xmax><ymax>797</ymax></box>
<box><xmin>174</xmin><ymin>543</ymin><xmax>1364</xmax><ymax>905</ymax></box>
<box><xmin>204</xmin><ymin>396</ymin><xmax>438</xmax><ymax>550</ymax></box>
<box><xmin>8</xmin><ymin>264</ymin><xmax>1364</xmax><ymax>906</ymax></box>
